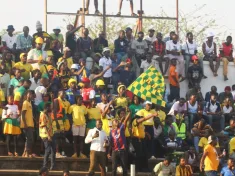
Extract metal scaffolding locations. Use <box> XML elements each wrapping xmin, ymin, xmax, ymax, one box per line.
<box><xmin>44</xmin><ymin>0</ymin><xmax>179</xmax><ymax>34</ymax></box>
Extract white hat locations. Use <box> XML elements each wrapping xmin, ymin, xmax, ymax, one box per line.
<box><xmin>36</xmin><ymin>21</ymin><xmax>42</xmax><ymax>30</ymax></box>
<box><xmin>207</xmin><ymin>32</ymin><xmax>215</xmax><ymax>38</ymax></box>
<box><xmin>71</xmin><ymin>64</ymin><xmax>79</xmax><ymax>70</ymax></box>
<box><xmin>63</xmin><ymin>47</ymin><xmax>71</xmax><ymax>52</ymax></box>
<box><xmin>102</xmin><ymin>47</ymin><xmax>110</xmax><ymax>54</ymax></box>
<box><xmin>145</xmin><ymin>101</ymin><xmax>152</xmax><ymax>105</ymax></box>
<box><xmin>53</xmin><ymin>26</ymin><xmax>61</xmax><ymax>30</ymax></box>
<box><xmin>208</xmin><ymin>135</ymin><xmax>217</xmax><ymax>144</ymax></box>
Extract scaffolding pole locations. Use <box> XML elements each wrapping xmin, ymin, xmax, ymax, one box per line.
<box><xmin>44</xmin><ymin>0</ymin><xmax>47</xmax><ymax>31</ymax></box>
<box><xmin>176</xmin><ymin>0</ymin><xmax>179</xmax><ymax>34</ymax></box>
<box><xmin>103</xmin><ymin>0</ymin><xmax>106</xmax><ymax>35</ymax></box>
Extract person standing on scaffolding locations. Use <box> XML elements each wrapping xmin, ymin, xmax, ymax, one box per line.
<box><xmin>117</xmin><ymin>0</ymin><xmax>137</xmax><ymax>16</ymax></box>
<box><xmin>85</xmin><ymin>0</ymin><xmax>102</xmax><ymax>15</ymax></box>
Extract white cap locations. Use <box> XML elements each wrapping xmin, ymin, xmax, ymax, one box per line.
<box><xmin>63</xmin><ymin>47</ymin><xmax>71</xmax><ymax>52</ymax></box>
<box><xmin>71</xmin><ymin>64</ymin><xmax>79</xmax><ymax>70</ymax></box>
<box><xmin>53</xmin><ymin>26</ymin><xmax>61</xmax><ymax>30</ymax></box>
<box><xmin>102</xmin><ymin>47</ymin><xmax>110</xmax><ymax>54</ymax></box>
<box><xmin>145</xmin><ymin>101</ymin><xmax>152</xmax><ymax>105</ymax></box>
<box><xmin>207</xmin><ymin>31</ymin><xmax>215</xmax><ymax>38</ymax></box>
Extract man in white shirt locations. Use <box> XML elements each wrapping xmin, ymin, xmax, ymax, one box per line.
<box><xmin>85</xmin><ymin>119</ymin><xmax>108</xmax><ymax>176</ymax></box>
<box><xmin>166</xmin><ymin>34</ymin><xmax>185</xmax><ymax>80</ymax></box>
<box><xmin>182</xmin><ymin>32</ymin><xmax>206</xmax><ymax>78</ymax></box>
<box><xmin>99</xmin><ymin>47</ymin><xmax>112</xmax><ymax>91</ymax></box>
<box><xmin>145</xmin><ymin>29</ymin><xmax>157</xmax><ymax>53</ymax></box>
<box><xmin>34</xmin><ymin>78</ymin><xmax>49</xmax><ymax>106</ymax></box>
<box><xmin>168</xmin><ymin>98</ymin><xmax>187</xmax><ymax>117</ymax></box>
<box><xmin>29</xmin><ymin>69</ymin><xmax>42</xmax><ymax>90</ymax></box>
<box><xmin>140</xmin><ymin>53</ymin><xmax>157</xmax><ymax>73</ymax></box>
<box><xmin>2</xmin><ymin>25</ymin><xmax>17</xmax><ymax>51</ymax></box>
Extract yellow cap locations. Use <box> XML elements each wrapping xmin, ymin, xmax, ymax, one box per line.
<box><xmin>68</xmin><ymin>78</ymin><xmax>77</xmax><ymax>86</ymax></box>
<box><xmin>117</xmin><ymin>85</ymin><xmax>126</xmax><ymax>93</ymax></box>
<box><xmin>47</xmin><ymin>65</ymin><xmax>54</xmax><ymax>70</ymax></box>
<box><xmin>78</xmin><ymin>82</ymin><xmax>84</xmax><ymax>88</ymax></box>
<box><xmin>35</xmin><ymin>37</ymin><xmax>43</xmax><ymax>44</ymax></box>
<box><xmin>96</xmin><ymin>79</ymin><xmax>105</xmax><ymax>86</ymax></box>
<box><xmin>20</xmin><ymin>53</ymin><xmax>27</xmax><ymax>59</ymax></box>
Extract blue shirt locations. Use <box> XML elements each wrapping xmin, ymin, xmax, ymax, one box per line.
<box><xmin>220</xmin><ymin>166</ymin><xmax>235</xmax><ymax>176</ymax></box>
<box><xmin>16</xmin><ymin>34</ymin><xmax>33</xmax><ymax>50</ymax></box>
<box><xmin>65</xmin><ymin>88</ymin><xmax>80</xmax><ymax>105</ymax></box>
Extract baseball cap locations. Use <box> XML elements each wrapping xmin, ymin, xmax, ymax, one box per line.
<box><xmin>191</xmin><ymin>55</ymin><xmax>198</xmax><ymax>61</ymax></box>
<box><xmin>208</xmin><ymin>135</ymin><xmax>217</xmax><ymax>144</ymax></box>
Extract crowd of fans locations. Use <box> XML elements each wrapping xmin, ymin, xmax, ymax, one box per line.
<box><xmin>0</xmin><ymin>20</ymin><xmax>235</xmax><ymax>176</ymax></box>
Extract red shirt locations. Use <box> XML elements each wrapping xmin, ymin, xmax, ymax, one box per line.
<box><xmin>110</xmin><ymin>124</ymin><xmax>126</xmax><ymax>151</ymax></box>
<box><xmin>220</xmin><ymin>43</ymin><xmax>233</xmax><ymax>57</ymax></box>
<box><xmin>153</xmin><ymin>40</ymin><xmax>166</xmax><ymax>55</ymax></box>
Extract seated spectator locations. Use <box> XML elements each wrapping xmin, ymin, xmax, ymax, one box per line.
<box><xmin>205</xmin><ymin>86</ymin><xmax>218</xmax><ymax>102</ymax></box>
<box><xmin>29</xmin><ymin>69</ymin><xmax>41</xmax><ymax>90</ymax></box>
<box><xmin>219</xmin><ymin>86</ymin><xmax>234</xmax><ymax>105</ymax></box>
<box><xmin>77</xmin><ymin>28</ymin><xmax>94</xmax><ymax>59</ymax></box>
<box><xmin>229</xmin><ymin>137</ymin><xmax>235</xmax><ymax>159</ymax></box>
<box><xmin>38</xmin><ymin>167</ymin><xmax>49</xmax><ymax>176</ymax></box>
<box><xmin>172</xmin><ymin>115</ymin><xmax>186</xmax><ymax>144</ymax></box>
<box><xmin>202</xmin><ymin>32</ymin><xmax>220</xmax><ymax>77</ymax></box>
<box><xmin>153</xmin><ymin>117</ymin><xmax>164</xmax><ymax>158</ymax></box>
<box><xmin>145</xmin><ymin>29</ymin><xmax>156</xmax><ymax>53</ymax></box>
<box><xmin>16</xmin><ymin>26</ymin><xmax>32</xmax><ymax>53</ymax></box>
<box><xmin>232</xmin><ymin>85</ymin><xmax>235</xmax><ymax>101</ymax></box>
<box><xmin>93</xmin><ymin>31</ymin><xmax>108</xmax><ymax>55</ymax></box>
<box><xmin>131</xmin><ymin>31</ymin><xmax>148</xmax><ymax>67</ymax></box>
<box><xmin>191</xmin><ymin>119</ymin><xmax>213</xmax><ymax>153</ymax></box>
<box><xmin>50</xmin><ymin>27</ymin><xmax>64</xmax><ymax>52</ymax></box>
<box><xmin>219</xmin><ymin>36</ymin><xmax>233</xmax><ymax>81</ymax></box>
<box><xmin>58</xmin><ymin>47</ymin><xmax>73</xmax><ymax>69</ymax></box>
<box><xmin>165</xmin><ymin>131</ymin><xmax>181</xmax><ymax>152</ymax></box>
<box><xmin>140</xmin><ymin>53</ymin><xmax>157</xmax><ymax>74</ymax></box>
<box><xmin>57</xmin><ymin>61</ymin><xmax>71</xmax><ymax>91</ymax></box>
<box><xmin>168</xmin><ymin>98</ymin><xmax>187</xmax><ymax>117</ymax></box>
<box><xmin>220</xmin><ymin>158</ymin><xmax>235</xmax><ymax>176</ymax></box>
<box><xmin>154</xmin><ymin>104</ymin><xmax>166</xmax><ymax>125</ymax></box>
<box><xmin>2</xmin><ymin>25</ymin><xmax>16</xmax><ymax>52</ymax></box>
<box><xmin>80</xmin><ymin>78</ymin><xmax>95</xmax><ymax>108</ymax></box>
<box><xmin>184</xmin><ymin>147</ymin><xmax>199</xmax><ymax>170</ymax></box>
<box><xmin>50</xmin><ymin>40</ymin><xmax>63</xmax><ymax>64</ymax></box>
<box><xmin>166</xmin><ymin>33</ymin><xmax>185</xmax><ymax>80</ymax></box>
<box><xmin>1</xmin><ymin>49</ymin><xmax>15</xmax><ymax>75</ymax></box>
<box><xmin>222</xmin><ymin>98</ymin><xmax>234</xmax><ymax>125</ymax></box>
<box><xmin>129</xmin><ymin>95</ymin><xmax>142</xmax><ymax>119</ymax></box>
<box><xmin>114</xmin><ymin>30</ymin><xmax>128</xmax><ymax>63</ymax></box>
<box><xmin>185</xmin><ymin>94</ymin><xmax>199</xmax><ymax>130</ymax></box>
<box><xmin>175</xmin><ymin>157</ymin><xmax>193</xmax><ymax>176</ymax></box>
<box><xmin>153</xmin><ymin>156</ymin><xmax>175</xmax><ymax>176</ymax></box>
<box><xmin>0</xmin><ymin>63</ymin><xmax>10</xmax><ymax>97</ymax></box>
<box><xmin>187</xmin><ymin>55</ymin><xmax>203</xmax><ymax>88</ymax></box>
<box><xmin>8</xmin><ymin>69</ymin><xmax>24</xmax><ymax>96</ymax></box>
<box><xmin>63</xmin><ymin>170</ymin><xmax>70</xmax><ymax>176</ymax></box>
<box><xmin>168</xmin><ymin>58</ymin><xmax>180</xmax><ymax>102</ymax></box>
<box><xmin>163</xmin><ymin>115</ymin><xmax>176</xmax><ymax>138</ymax></box>
<box><xmin>186</xmin><ymin>83</ymin><xmax>204</xmax><ymax>102</ymax></box>
<box><xmin>152</xmin><ymin>32</ymin><xmax>169</xmax><ymax>75</ymax></box>
<box><xmin>101</xmin><ymin>100</ymin><xmax>114</xmax><ymax>136</ymax></box>
<box><xmin>125</xmin><ymin>27</ymin><xmax>134</xmax><ymax>47</ymax></box>
<box><xmin>111</xmin><ymin>53</ymin><xmax>121</xmax><ymax>93</ymax></box>
<box><xmin>224</xmin><ymin>118</ymin><xmax>235</xmax><ymax>139</ymax></box>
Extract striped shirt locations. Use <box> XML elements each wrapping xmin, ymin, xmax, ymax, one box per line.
<box><xmin>109</xmin><ymin>124</ymin><xmax>126</xmax><ymax>151</ymax></box>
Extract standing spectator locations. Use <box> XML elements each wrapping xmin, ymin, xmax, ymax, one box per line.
<box><xmin>16</xmin><ymin>26</ymin><xmax>33</xmax><ymax>53</ymax></box>
<box><xmin>220</xmin><ymin>158</ymin><xmax>235</xmax><ymax>176</ymax></box>
<box><xmin>69</xmin><ymin>95</ymin><xmax>88</xmax><ymax>158</ymax></box>
<box><xmin>93</xmin><ymin>31</ymin><xmax>108</xmax><ymax>54</ymax></box>
<box><xmin>34</xmin><ymin>78</ymin><xmax>49</xmax><ymax>106</ymax></box>
<box><xmin>205</xmin><ymin>86</ymin><xmax>218</xmax><ymax>103</ymax></box>
<box><xmin>2</xmin><ymin>25</ymin><xmax>16</xmax><ymax>51</ymax></box>
<box><xmin>8</xmin><ymin>69</ymin><xmax>24</xmax><ymax>96</ymax></box>
<box><xmin>140</xmin><ymin>53</ymin><xmax>157</xmax><ymax>73</ymax></box>
<box><xmin>109</xmin><ymin>109</ymin><xmax>130</xmax><ymax>176</ymax></box>
<box><xmin>2</xmin><ymin>95</ymin><xmax>21</xmax><ymax>156</ymax></box>
<box><xmin>200</xmin><ymin>135</ymin><xmax>220</xmax><ymax>175</ymax></box>
<box><xmin>152</xmin><ymin>32</ymin><xmax>169</xmax><ymax>75</ymax></box>
<box><xmin>187</xmin><ymin>55</ymin><xmax>203</xmax><ymax>88</ymax></box>
<box><xmin>50</xmin><ymin>40</ymin><xmax>63</xmax><ymax>64</ymax></box>
<box><xmin>205</xmin><ymin>94</ymin><xmax>224</xmax><ymax>131</ymax></box>
<box><xmin>77</xmin><ymin>28</ymin><xmax>94</xmax><ymax>59</ymax></box>
<box><xmin>87</xmin><ymin>99</ymin><xmax>102</xmax><ymax>130</ymax></box>
<box><xmin>168</xmin><ymin>58</ymin><xmax>180</xmax><ymax>102</ymax></box>
<box><xmin>111</xmin><ymin>53</ymin><xmax>121</xmax><ymax>93</ymax></box>
<box><xmin>50</xmin><ymin>27</ymin><xmax>64</xmax><ymax>52</ymax></box>
<box><xmin>175</xmin><ymin>157</ymin><xmax>193</xmax><ymax>176</ymax></box>
<box><xmin>85</xmin><ymin>119</ymin><xmax>108</xmax><ymax>176</ymax></box>
<box><xmin>21</xmin><ymin>91</ymin><xmax>34</xmax><ymax>157</ymax></box>
<box><xmin>119</xmin><ymin>61</ymin><xmax>136</xmax><ymax>88</ymax></box>
<box><xmin>57</xmin><ymin>61</ymin><xmax>70</xmax><ymax>91</ymax></box>
<box><xmin>39</xmin><ymin>103</ymin><xmax>55</xmax><ymax>170</ymax></box>
<box><xmin>153</xmin><ymin>156</ymin><xmax>175</xmax><ymax>176</ymax></box>
<box><xmin>129</xmin><ymin>95</ymin><xmax>142</xmax><ymax>119</ymax></box>
<box><xmin>125</xmin><ymin>27</ymin><xmax>134</xmax><ymax>47</ymax></box>
<box><xmin>0</xmin><ymin>63</ymin><xmax>10</xmax><ymax>97</ymax></box>
<box><xmin>58</xmin><ymin>47</ymin><xmax>73</xmax><ymax>69</ymax></box>
<box><xmin>219</xmin><ymin>86</ymin><xmax>234</xmax><ymax>104</ymax></box>
<box><xmin>232</xmin><ymin>85</ymin><xmax>235</xmax><ymax>101</ymax></box>
<box><xmin>166</xmin><ymin>34</ymin><xmax>185</xmax><ymax>80</ymax></box>
<box><xmin>219</xmin><ymin>36</ymin><xmax>233</xmax><ymax>81</ymax></box>
<box><xmin>99</xmin><ymin>48</ymin><xmax>112</xmax><ymax>90</ymax></box>
<box><xmin>202</xmin><ymin>32</ymin><xmax>220</xmax><ymax>77</ymax></box>
<box><xmin>114</xmin><ymin>30</ymin><xmax>128</xmax><ymax>63</ymax></box>
<box><xmin>65</xmin><ymin>78</ymin><xmax>80</xmax><ymax>105</ymax></box>
<box><xmin>14</xmin><ymin>52</ymin><xmax>33</xmax><ymax>80</ymax></box>
<box><xmin>65</xmin><ymin>24</ymin><xmax>83</xmax><ymax>55</ymax></box>
<box><xmin>131</xmin><ymin>31</ymin><xmax>148</xmax><ymax>67</ymax></box>
<box><xmin>80</xmin><ymin>78</ymin><xmax>95</xmax><ymax>108</ymax></box>
<box><xmin>29</xmin><ymin>69</ymin><xmax>42</xmax><ymax>90</ymax></box>
<box><xmin>116</xmin><ymin>0</ymin><xmax>137</xmax><ymax>16</ymax></box>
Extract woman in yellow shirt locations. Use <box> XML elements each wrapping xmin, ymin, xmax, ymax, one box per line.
<box><xmin>114</xmin><ymin>84</ymin><xmax>130</xmax><ymax>108</ymax></box>
<box><xmin>101</xmin><ymin>100</ymin><xmax>114</xmax><ymax>136</ymax></box>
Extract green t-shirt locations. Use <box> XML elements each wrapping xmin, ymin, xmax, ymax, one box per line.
<box><xmin>37</xmin><ymin>101</ymin><xmax>51</xmax><ymax>112</ymax></box>
<box><xmin>129</xmin><ymin>104</ymin><xmax>142</xmax><ymax>118</ymax></box>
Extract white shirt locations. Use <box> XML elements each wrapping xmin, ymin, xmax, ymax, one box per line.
<box><xmin>145</xmin><ymin>36</ymin><xmax>157</xmax><ymax>43</ymax></box>
<box><xmin>99</xmin><ymin>57</ymin><xmax>112</xmax><ymax>78</ymax></box>
<box><xmin>0</xmin><ymin>73</ymin><xmax>10</xmax><ymax>97</ymax></box>
<box><xmin>2</xmin><ymin>104</ymin><xmax>19</xmax><ymax>119</ymax></box>
<box><xmin>154</xmin><ymin>125</ymin><xmax>162</xmax><ymax>138</ymax></box>
<box><xmin>140</xmin><ymin>60</ymin><xmax>157</xmax><ymax>72</ymax></box>
<box><xmin>85</xmin><ymin>127</ymin><xmax>108</xmax><ymax>152</ymax></box>
<box><xmin>223</xmin><ymin>106</ymin><xmax>233</xmax><ymax>114</ymax></box>
<box><xmin>166</xmin><ymin>40</ymin><xmax>181</xmax><ymax>52</ymax></box>
<box><xmin>27</xmin><ymin>48</ymin><xmax>48</xmax><ymax>69</ymax></box>
<box><xmin>168</xmin><ymin>101</ymin><xmax>187</xmax><ymax>115</ymax></box>
<box><xmin>34</xmin><ymin>86</ymin><xmax>47</xmax><ymax>106</ymax></box>
<box><xmin>29</xmin><ymin>78</ymin><xmax>41</xmax><ymax>90</ymax></box>
<box><xmin>207</xmin><ymin>101</ymin><xmax>218</xmax><ymax>113</ymax></box>
<box><xmin>232</xmin><ymin>91</ymin><xmax>235</xmax><ymax>100</ymax></box>
<box><xmin>182</xmin><ymin>41</ymin><xmax>197</xmax><ymax>55</ymax></box>
<box><xmin>2</xmin><ymin>34</ymin><xmax>17</xmax><ymax>49</ymax></box>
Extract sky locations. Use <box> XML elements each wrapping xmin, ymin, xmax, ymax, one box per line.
<box><xmin>1</xmin><ymin>0</ymin><xmax>235</xmax><ymax>41</ymax></box>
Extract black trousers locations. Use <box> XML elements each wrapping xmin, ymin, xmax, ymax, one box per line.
<box><xmin>43</xmin><ymin>137</ymin><xmax>56</xmax><ymax>169</ymax></box>
<box><xmin>112</xmin><ymin>150</ymin><xmax>127</xmax><ymax>176</ymax></box>
<box><xmin>169</xmin><ymin>84</ymin><xmax>180</xmax><ymax>102</ymax></box>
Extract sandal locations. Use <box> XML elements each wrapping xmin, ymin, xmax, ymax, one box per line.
<box><xmin>14</xmin><ymin>152</ymin><xmax>19</xmax><ymax>157</ymax></box>
<box><xmin>131</xmin><ymin>13</ymin><xmax>138</xmax><ymax>17</ymax></box>
<box><xmin>116</xmin><ymin>12</ymin><xmax>121</xmax><ymax>16</ymax></box>
<box><xmin>8</xmin><ymin>152</ymin><xmax>13</xmax><ymax>156</ymax></box>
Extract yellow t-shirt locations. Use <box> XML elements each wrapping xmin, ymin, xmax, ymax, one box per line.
<box><xmin>39</xmin><ymin>64</ymin><xmax>47</xmax><ymax>75</ymax></box>
<box><xmin>229</xmin><ymin>137</ymin><xmax>235</xmax><ymax>155</ymax></box>
<box><xmin>115</xmin><ymin>97</ymin><xmax>129</xmax><ymax>108</ymax></box>
<box><xmin>157</xmin><ymin>110</ymin><xmax>166</xmax><ymax>125</ymax></box>
<box><xmin>20</xmin><ymin>100</ymin><xmax>34</xmax><ymax>128</ymax></box>
<box><xmin>68</xmin><ymin>104</ymin><xmax>87</xmax><ymax>126</ymax></box>
<box><xmin>198</xmin><ymin>137</ymin><xmax>220</xmax><ymax>150</ymax></box>
<box><xmin>102</xmin><ymin>115</ymin><xmax>114</xmax><ymax>136</ymax></box>
<box><xmin>204</xmin><ymin>144</ymin><xmax>219</xmax><ymax>171</ymax></box>
<box><xmin>87</xmin><ymin>108</ymin><xmax>101</xmax><ymax>120</ymax></box>
<box><xmin>136</xmin><ymin>109</ymin><xmax>156</xmax><ymax>126</ymax></box>
<box><xmin>0</xmin><ymin>89</ymin><xmax>5</xmax><ymax>117</ymax></box>
<box><xmin>58</xmin><ymin>57</ymin><xmax>73</xmax><ymax>69</ymax></box>
<box><xmin>132</xmin><ymin>119</ymin><xmax>145</xmax><ymax>138</ymax></box>
<box><xmin>14</xmin><ymin>62</ymin><xmax>33</xmax><ymax>80</ymax></box>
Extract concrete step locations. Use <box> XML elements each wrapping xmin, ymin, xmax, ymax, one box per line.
<box><xmin>0</xmin><ymin>156</ymin><xmax>163</xmax><ymax>172</ymax></box>
<box><xmin>0</xmin><ymin>169</ymin><xmax>151</xmax><ymax>176</ymax></box>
